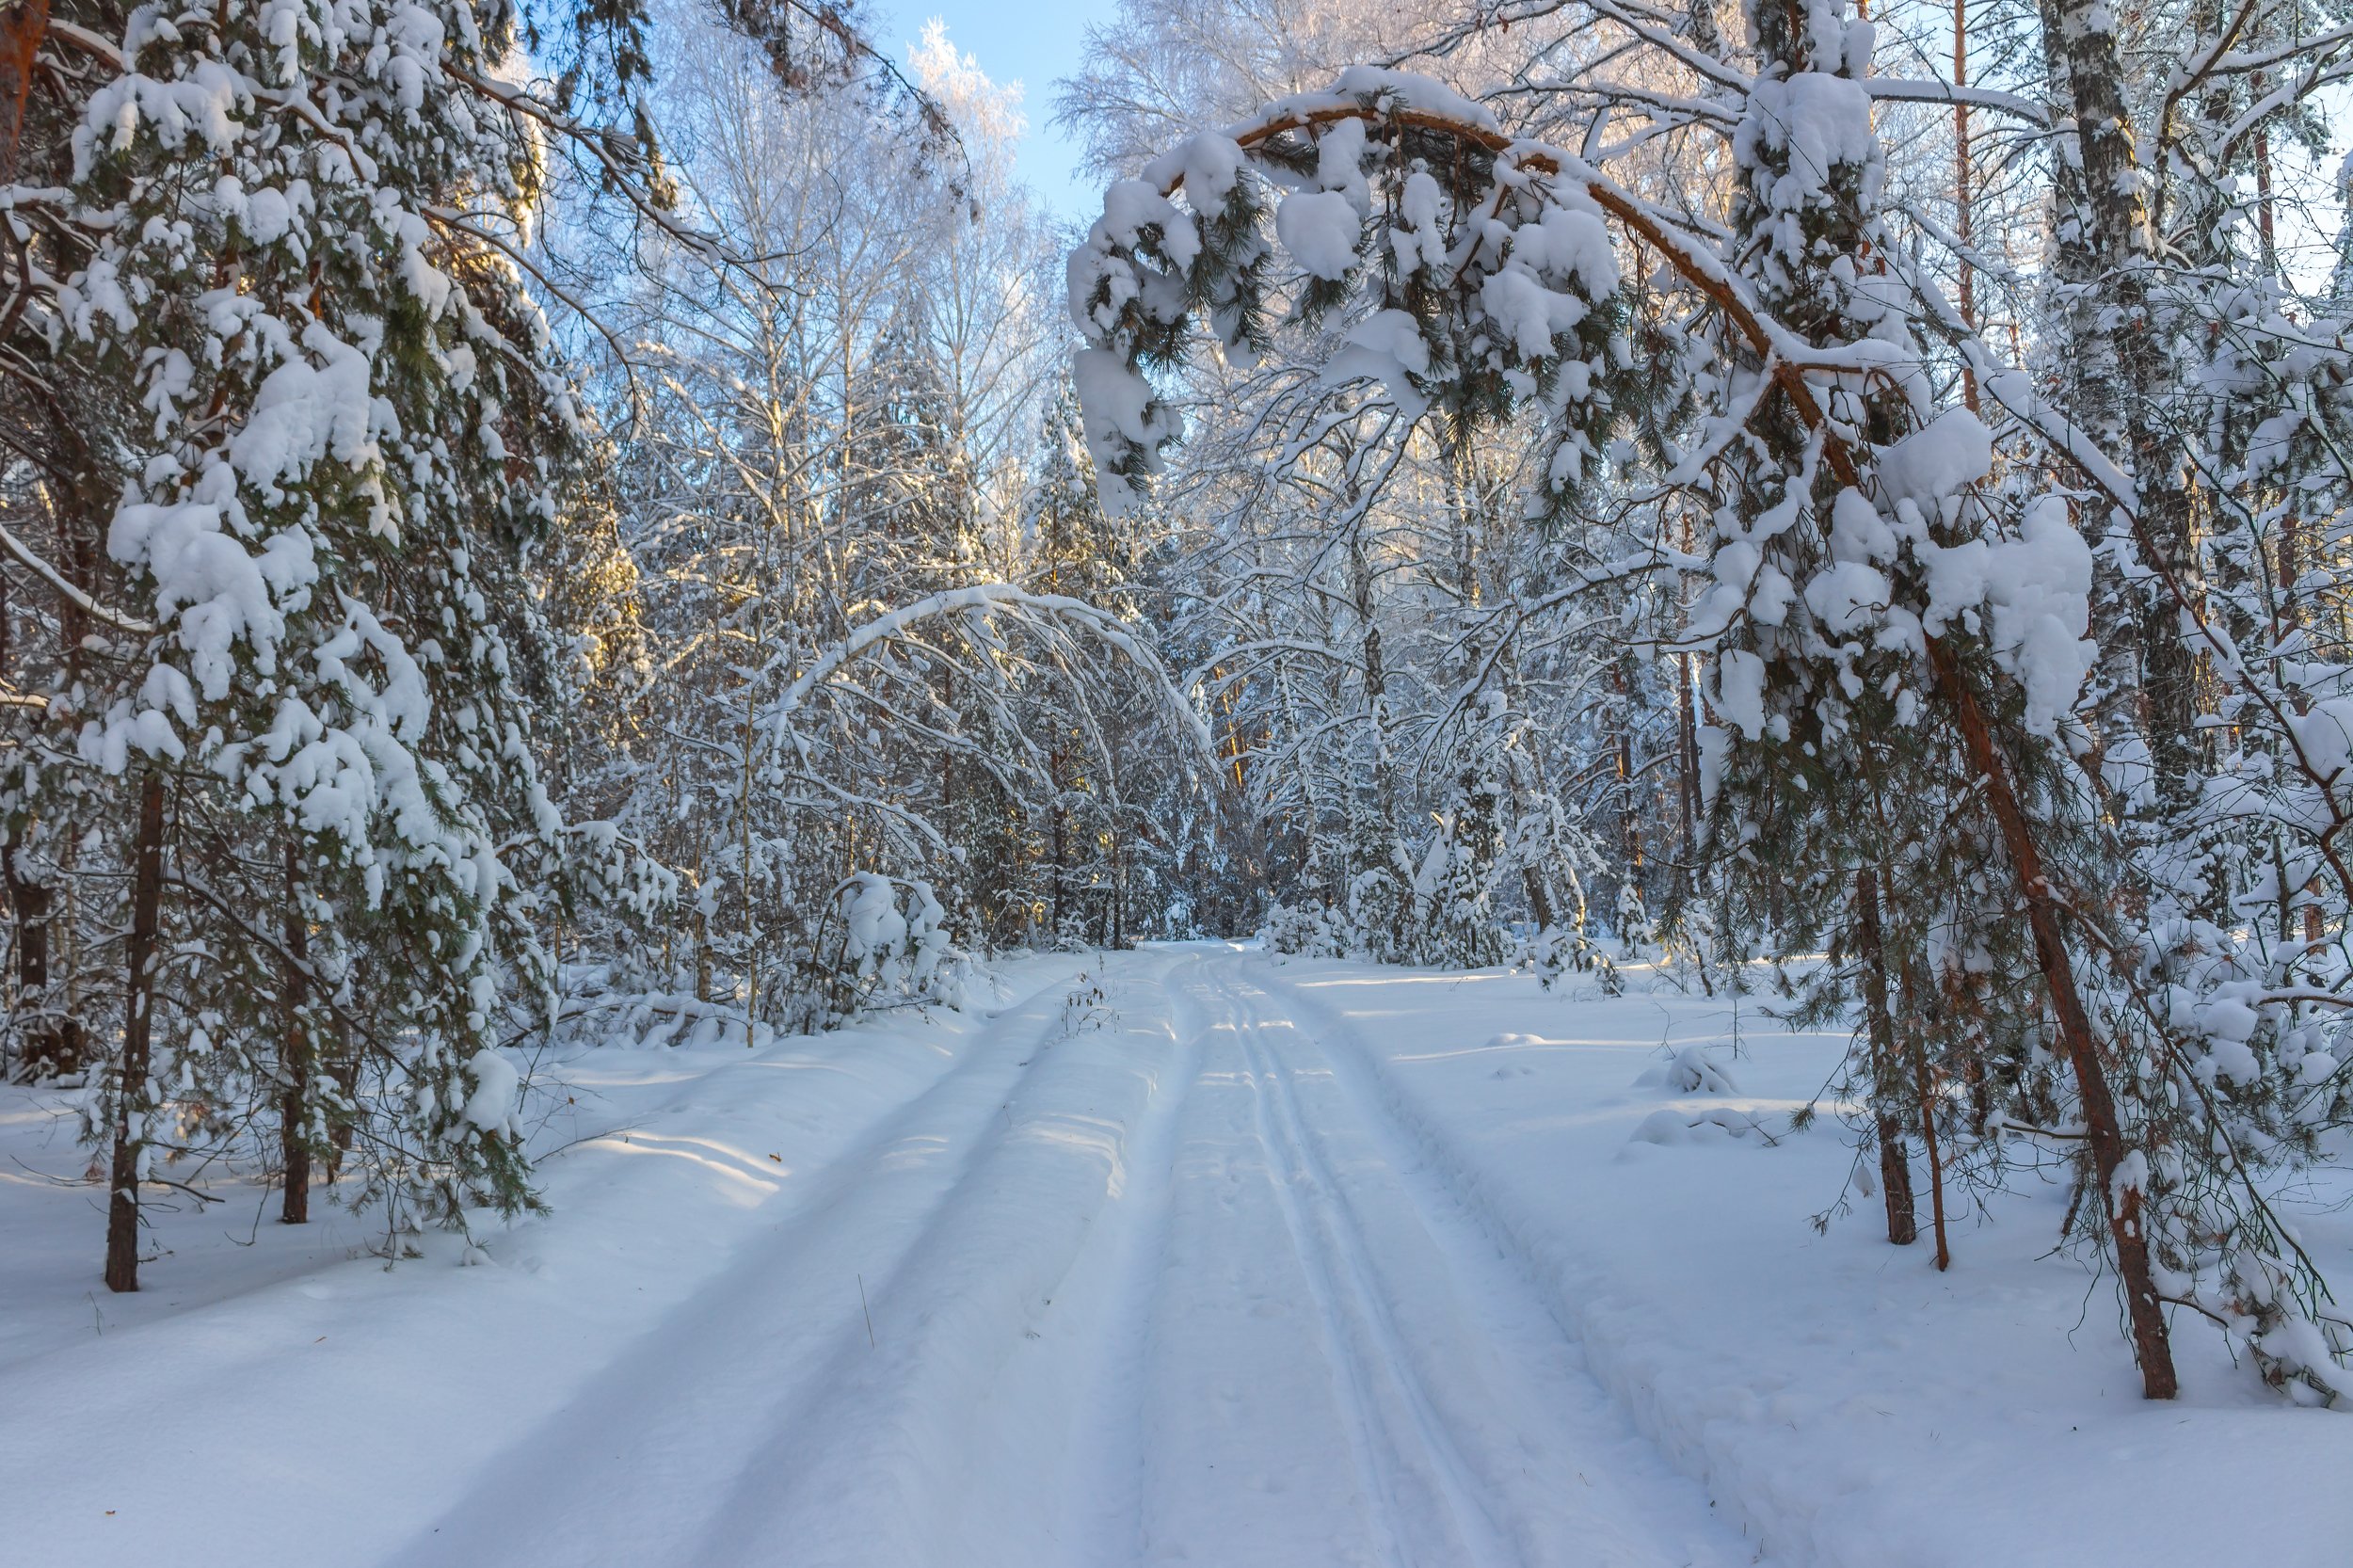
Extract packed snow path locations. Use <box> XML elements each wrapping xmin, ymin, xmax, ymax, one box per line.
<box><xmin>9</xmin><ymin>944</ymin><xmax>2346</xmax><ymax>1566</ymax></box>
<box><xmin>1097</xmin><ymin>956</ymin><xmax>1745</xmax><ymax>1568</ymax></box>
<box><xmin>393</xmin><ymin>948</ymin><xmax>1744</xmax><ymax>1568</ymax></box>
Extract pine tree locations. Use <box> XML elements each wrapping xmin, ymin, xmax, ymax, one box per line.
<box><xmin>26</xmin><ymin>0</ymin><xmax>676</xmax><ymax>1283</ymax></box>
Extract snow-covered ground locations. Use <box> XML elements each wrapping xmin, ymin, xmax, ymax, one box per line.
<box><xmin>3</xmin><ymin>944</ymin><xmax>2347</xmax><ymax>1565</ymax></box>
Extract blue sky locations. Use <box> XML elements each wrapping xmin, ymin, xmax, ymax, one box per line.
<box><xmin>888</xmin><ymin>0</ymin><xmax>1111</xmax><ymax>220</ymax></box>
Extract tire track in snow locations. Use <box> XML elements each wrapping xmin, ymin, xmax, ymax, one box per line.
<box><xmin>382</xmin><ymin>963</ymin><xmax>1110</xmax><ymax>1568</ymax></box>
<box><xmin>676</xmin><ymin>952</ymin><xmax>1197</xmax><ymax>1567</ymax></box>
<box><xmin>380</xmin><ymin>950</ymin><xmax>1753</xmax><ymax>1568</ymax></box>
<box><xmin>1051</xmin><ymin>954</ymin><xmax>1210</xmax><ymax>1567</ymax></box>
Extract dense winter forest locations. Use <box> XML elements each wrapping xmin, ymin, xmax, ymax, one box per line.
<box><xmin>9</xmin><ymin>0</ymin><xmax>2353</xmax><ymax>1483</ymax></box>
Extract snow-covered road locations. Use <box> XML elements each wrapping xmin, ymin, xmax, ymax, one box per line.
<box><xmin>385</xmin><ymin>948</ymin><xmax>1742</xmax><ymax>1567</ymax></box>
<box><xmin>1114</xmin><ymin>957</ymin><xmax>1743</xmax><ymax>1568</ymax></box>
<box><xmin>6</xmin><ymin>944</ymin><xmax>2347</xmax><ymax>1566</ymax></box>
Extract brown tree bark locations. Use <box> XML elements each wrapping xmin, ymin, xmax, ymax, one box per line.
<box><xmin>1854</xmin><ymin>869</ymin><xmax>1919</xmax><ymax>1246</ymax></box>
<box><xmin>1929</xmin><ymin>638</ymin><xmax>2177</xmax><ymax>1396</ymax></box>
<box><xmin>0</xmin><ymin>0</ymin><xmax>47</xmax><ymax>184</ymax></box>
<box><xmin>1900</xmin><ymin>959</ymin><xmax>1952</xmax><ymax>1271</ymax></box>
<box><xmin>280</xmin><ymin>842</ymin><xmax>311</xmax><ymax>1224</ymax></box>
<box><xmin>104</xmin><ymin>776</ymin><xmax>166</xmax><ymax>1294</ymax></box>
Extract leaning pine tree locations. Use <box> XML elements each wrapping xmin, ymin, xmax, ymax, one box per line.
<box><xmin>1066</xmin><ymin>8</ymin><xmax>2352</xmax><ymax>1397</ymax></box>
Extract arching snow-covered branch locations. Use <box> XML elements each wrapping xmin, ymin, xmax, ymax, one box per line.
<box><xmin>765</xmin><ymin>582</ymin><xmax>1214</xmax><ymax>761</ymax></box>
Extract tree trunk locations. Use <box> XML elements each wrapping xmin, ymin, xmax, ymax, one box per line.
<box><xmin>1929</xmin><ymin>638</ymin><xmax>2177</xmax><ymax>1396</ymax></box>
<box><xmin>2250</xmin><ymin>74</ymin><xmax>2280</xmax><ymax>276</ymax></box>
<box><xmin>1900</xmin><ymin>958</ymin><xmax>1952</xmax><ymax>1271</ymax></box>
<box><xmin>280</xmin><ymin>841</ymin><xmax>311</xmax><ymax>1224</ymax></box>
<box><xmin>2047</xmin><ymin>0</ymin><xmax>2199</xmax><ymax>803</ymax></box>
<box><xmin>1952</xmin><ymin>0</ymin><xmax>1979</xmax><ymax>414</ymax></box>
<box><xmin>1612</xmin><ymin>663</ymin><xmax>1641</xmax><ymax>879</ymax></box>
<box><xmin>104</xmin><ymin>776</ymin><xmax>167</xmax><ymax>1294</ymax></box>
<box><xmin>1050</xmin><ymin>744</ymin><xmax>1068</xmax><ymax>940</ymax></box>
<box><xmin>740</xmin><ymin>660</ymin><xmax>759</xmax><ymax>1048</ymax></box>
<box><xmin>0</xmin><ymin>0</ymin><xmax>47</xmax><ymax>184</ymax></box>
<box><xmin>2035</xmin><ymin>0</ymin><xmax>2140</xmax><ymax>773</ymax></box>
<box><xmin>1676</xmin><ymin>648</ymin><xmax>1699</xmax><ymax>888</ymax></box>
<box><xmin>1111</xmin><ymin>827</ymin><xmax>1126</xmax><ymax>949</ymax></box>
<box><xmin>1521</xmin><ymin>865</ymin><xmax>1557</xmax><ymax>935</ymax></box>
<box><xmin>1854</xmin><ymin>869</ymin><xmax>1918</xmax><ymax>1245</ymax></box>
<box><xmin>3</xmin><ymin>825</ymin><xmax>76</xmax><ymax>1078</ymax></box>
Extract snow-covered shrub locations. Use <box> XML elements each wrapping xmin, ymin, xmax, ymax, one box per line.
<box><xmin>827</xmin><ymin>873</ymin><xmax>972</xmax><ymax>1020</ymax></box>
<box><xmin>1519</xmin><ymin>924</ymin><xmax>1621</xmax><ymax>996</ymax></box>
<box><xmin>1629</xmin><ymin>1107</ymin><xmax>1780</xmax><ymax>1147</ymax></box>
<box><xmin>1411</xmin><ymin>761</ymin><xmax>1512</xmax><ymax>969</ymax></box>
<box><xmin>1615</xmin><ymin>884</ymin><xmax>1653</xmax><ymax>962</ymax></box>
<box><xmin>1262</xmin><ymin>899</ymin><xmax>1345</xmax><ymax>958</ymax></box>
<box><xmin>1346</xmin><ymin>865</ymin><xmax>1413</xmax><ymax>964</ymax></box>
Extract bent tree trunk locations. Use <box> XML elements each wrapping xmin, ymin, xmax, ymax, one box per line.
<box><xmin>104</xmin><ymin>776</ymin><xmax>167</xmax><ymax>1294</ymax></box>
<box><xmin>1090</xmin><ymin>82</ymin><xmax>2183</xmax><ymax>1397</ymax></box>
<box><xmin>1929</xmin><ymin>640</ymin><xmax>2178</xmax><ymax>1397</ymax></box>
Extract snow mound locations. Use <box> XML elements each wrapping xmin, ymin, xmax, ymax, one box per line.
<box><xmin>1633</xmin><ymin>1045</ymin><xmax>1741</xmax><ymax>1095</ymax></box>
<box><xmin>1628</xmin><ymin>1106</ymin><xmax>1779</xmax><ymax>1146</ymax></box>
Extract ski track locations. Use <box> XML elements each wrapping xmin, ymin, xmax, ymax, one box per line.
<box><xmin>357</xmin><ymin>950</ymin><xmax>1755</xmax><ymax>1566</ymax></box>
<box><xmin>1192</xmin><ymin>957</ymin><xmax>1747</xmax><ymax>1568</ymax></box>
<box><xmin>1221</xmin><ymin>966</ymin><xmax>1489</xmax><ymax>1568</ymax></box>
<box><xmin>1226</xmin><ymin>961</ymin><xmax>1753</xmax><ymax>1567</ymax></box>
